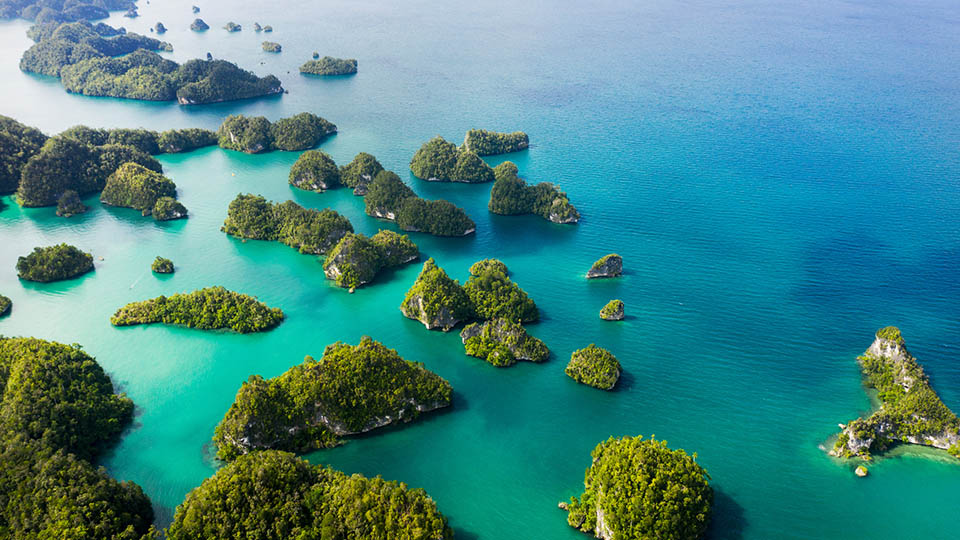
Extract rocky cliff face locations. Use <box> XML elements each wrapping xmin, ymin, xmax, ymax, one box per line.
<box><xmin>401</xmin><ymin>296</ymin><xmax>462</xmax><ymax>331</ymax></box>
<box><xmin>586</xmin><ymin>254</ymin><xmax>623</xmax><ymax>279</ymax></box>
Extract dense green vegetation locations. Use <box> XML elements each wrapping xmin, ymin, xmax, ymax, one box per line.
<box><xmin>157</xmin><ymin>128</ymin><xmax>218</xmax><ymax>153</ymax></box>
<box><xmin>833</xmin><ymin>327</ymin><xmax>960</xmax><ymax>459</ymax></box>
<box><xmin>401</xmin><ymin>259</ymin><xmax>474</xmax><ymax>331</ymax></box>
<box><xmin>299</xmin><ymin>56</ymin><xmax>358</xmax><ymax>75</ymax></box>
<box><xmin>0</xmin><ymin>295</ymin><xmax>9</xmax><ymax>317</ymax></box>
<box><xmin>463</xmin><ymin>258</ymin><xmax>538</xmax><ymax>323</ymax></box>
<box><xmin>167</xmin><ymin>450</ymin><xmax>452</xmax><ymax>540</ymax></box>
<box><xmin>600</xmin><ymin>299</ymin><xmax>625</xmax><ymax>321</ymax></box>
<box><xmin>222</xmin><ymin>193</ymin><xmax>354</xmax><ymax>255</ymax></box>
<box><xmin>1</xmin><ymin>0</ymin><xmax>126</xmax><ymax>22</ymax></box>
<box><xmin>56</xmin><ymin>189</ymin><xmax>88</xmax><ymax>217</ymax></box>
<box><xmin>153</xmin><ymin>196</ymin><xmax>188</xmax><ymax>220</ymax></box>
<box><xmin>17</xmin><ymin>134</ymin><xmax>162</xmax><ymax>207</ymax></box>
<box><xmin>322</xmin><ymin>230</ymin><xmax>419</xmax><ymax>289</ymax></box>
<box><xmin>213</xmin><ymin>337</ymin><xmax>452</xmax><ymax>460</ymax></box>
<box><xmin>340</xmin><ymin>152</ymin><xmax>384</xmax><ymax>193</ymax></box>
<box><xmin>364</xmin><ymin>170</ymin><xmax>416</xmax><ymax>218</ymax></box>
<box><xmin>564</xmin><ymin>436</ymin><xmax>713</xmax><ymax>540</ymax></box>
<box><xmin>409</xmin><ymin>136</ymin><xmax>494</xmax><ymax>183</ymax></box>
<box><xmin>289</xmin><ymin>150</ymin><xmax>340</xmax><ymax>191</ymax></box>
<box><xmin>565</xmin><ymin>344</ymin><xmax>622</xmax><ymax>390</ymax></box>
<box><xmin>34</xmin><ymin>121</ymin><xmax>216</xmax><ymax>156</ymax></box>
<box><xmin>20</xmin><ymin>21</ymin><xmax>171</xmax><ymax>77</ymax></box>
<box><xmin>262</xmin><ymin>41</ymin><xmax>281</xmax><ymax>52</ymax></box>
<box><xmin>461</xmin><ymin>318</ymin><xmax>548</xmax><ymax>367</ymax></box>
<box><xmin>110</xmin><ymin>286</ymin><xmax>284</xmax><ymax>333</ymax></box>
<box><xmin>100</xmin><ymin>162</ymin><xmax>183</xmax><ymax>219</ymax></box>
<box><xmin>218</xmin><ymin>113</ymin><xmax>337</xmax><ymax>153</ymax></box>
<box><xmin>151</xmin><ymin>256</ymin><xmax>174</xmax><ymax>274</ymax></box>
<box><xmin>16</xmin><ymin>243</ymin><xmax>94</xmax><ymax>282</ymax></box>
<box><xmin>463</xmin><ymin>129</ymin><xmax>529</xmax><ymax>155</ymax></box>
<box><xmin>488</xmin><ymin>161</ymin><xmax>580</xmax><ymax>224</ymax></box>
<box><xmin>0</xmin><ymin>115</ymin><xmax>47</xmax><ymax>194</ymax></box>
<box><xmin>363</xmin><ymin>170</ymin><xmax>476</xmax><ymax>236</ymax></box>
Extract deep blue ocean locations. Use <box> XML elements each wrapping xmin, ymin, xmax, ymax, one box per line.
<box><xmin>1</xmin><ymin>0</ymin><xmax>959</xmax><ymax>538</ymax></box>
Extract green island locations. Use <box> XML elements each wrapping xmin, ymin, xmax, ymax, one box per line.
<box><xmin>262</xmin><ymin>41</ymin><xmax>281</xmax><ymax>53</ymax></box>
<box><xmin>0</xmin><ymin>337</ymin><xmax>156</xmax><ymax>540</ymax></box>
<box><xmin>151</xmin><ymin>256</ymin><xmax>174</xmax><ymax>274</ymax></box>
<box><xmin>409</xmin><ymin>136</ymin><xmax>495</xmax><ymax>183</ymax></box>
<box><xmin>222</xmin><ymin>193</ymin><xmax>354</xmax><ymax>255</ymax></box>
<box><xmin>56</xmin><ymin>189</ymin><xmax>88</xmax><ymax>217</ymax></box>
<box><xmin>323</xmin><ymin>230</ymin><xmax>420</xmax><ymax>289</ymax></box>
<box><xmin>16</xmin><ymin>243</ymin><xmax>94</xmax><ymax>282</ymax></box>
<box><xmin>339</xmin><ymin>151</ymin><xmax>384</xmax><ymax>194</ymax></box>
<box><xmin>289</xmin><ymin>149</ymin><xmax>341</xmax><ymax>192</ymax></box>
<box><xmin>565</xmin><ymin>344</ymin><xmax>622</xmax><ymax>390</ymax></box>
<box><xmin>463</xmin><ymin>258</ymin><xmax>539</xmax><ymax>323</ymax></box>
<box><xmin>300</xmin><ymin>56</ymin><xmax>358</xmax><ymax>76</ymax></box>
<box><xmin>110</xmin><ymin>286</ymin><xmax>285</xmax><ymax>333</ymax></box>
<box><xmin>100</xmin><ymin>162</ymin><xmax>187</xmax><ymax>220</ymax></box>
<box><xmin>213</xmin><ymin>336</ymin><xmax>452</xmax><ymax>460</ymax></box>
<box><xmin>831</xmin><ymin>327</ymin><xmax>960</xmax><ymax>460</ymax></box>
<box><xmin>166</xmin><ymin>450</ymin><xmax>452</xmax><ymax>540</ymax></box>
<box><xmin>461</xmin><ymin>318</ymin><xmax>549</xmax><ymax>367</ymax></box>
<box><xmin>189</xmin><ymin>18</ymin><xmax>208</xmax><ymax>31</ymax></box>
<box><xmin>463</xmin><ymin>129</ymin><xmax>529</xmax><ymax>156</ymax></box>
<box><xmin>0</xmin><ymin>115</ymin><xmax>47</xmax><ymax>194</ymax></box>
<box><xmin>562</xmin><ymin>435</ymin><xmax>713</xmax><ymax>540</ymax></box>
<box><xmin>1</xmin><ymin>0</ymin><xmax>127</xmax><ymax>21</ymax></box>
<box><xmin>600</xmin><ymin>299</ymin><xmax>624</xmax><ymax>321</ymax></box>
<box><xmin>153</xmin><ymin>196</ymin><xmax>188</xmax><ymax>220</ymax></box>
<box><xmin>365</xmin><ymin>170</ymin><xmax>477</xmax><ymax>236</ymax></box>
<box><xmin>224</xmin><ymin>21</ymin><xmax>241</xmax><ymax>32</ymax></box>
<box><xmin>43</xmin><ymin>123</ymin><xmax>219</xmax><ymax>155</ymax></box>
<box><xmin>21</xmin><ymin>21</ymin><xmax>170</xmax><ymax>78</ymax></box>
<box><xmin>218</xmin><ymin>113</ymin><xmax>337</xmax><ymax>153</ymax></box>
<box><xmin>489</xmin><ymin>161</ymin><xmax>580</xmax><ymax>224</ymax></box>
<box><xmin>586</xmin><ymin>253</ymin><xmax>623</xmax><ymax>278</ymax></box>
<box><xmin>0</xmin><ymin>295</ymin><xmax>9</xmax><ymax>317</ymax></box>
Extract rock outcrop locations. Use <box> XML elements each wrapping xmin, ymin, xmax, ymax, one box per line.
<box><xmin>599</xmin><ymin>299</ymin><xmax>624</xmax><ymax>321</ymax></box>
<box><xmin>460</xmin><ymin>318</ymin><xmax>549</xmax><ymax>367</ymax></box>
<box><xmin>587</xmin><ymin>254</ymin><xmax>623</xmax><ymax>279</ymax></box>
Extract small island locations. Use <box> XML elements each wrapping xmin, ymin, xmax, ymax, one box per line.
<box><xmin>463</xmin><ymin>129</ymin><xmax>529</xmax><ymax>156</ymax></box>
<box><xmin>289</xmin><ymin>149</ymin><xmax>341</xmax><ymax>192</ymax></box>
<box><xmin>364</xmin><ymin>170</ymin><xmax>476</xmax><ymax>236</ymax></box>
<box><xmin>263</xmin><ymin>25</ymin><xmax>273</xmax><ymax>32</ymax></box>
<box><xmin>563</xmin><ymin>435</ymin><xmax>713</xmax><ymax>540</ymax></box>
<box><xmin>565</xmin><ymin>344</ymin><xmax>622</xmax><ymax>390</ymax></box>
<box><xmin>223</xmin><ymin>22</ymin><xmax>241</xmax><ymax>32</ymax></box>
<box><xmin>461</xmin><ymin>318</ymin><xmax>549</xmax><ymax>367</ymax></box>
<box><xmin>16</xmin><ymin>243</ymin><xmax>94</xmax><ymax>282</ymax></box>
<box><xmin>166</xmin><ymin>451</ymin><xmax>452</xmax><ymax>540</ymax></box>
<box><xmin>190</xmin><ymin>18</ymin><xmax>208</xmax><ymax>31</ymax></box>
<box><xmin>154</xmin><ymin>22</ymin><xmax>167</xmax><ymax>34</ymax></box>
<box><xmin>222</xmin><ymin>194</ymin><xmax>353</xmax><ymax>255</ymax></box>
<box><xmin>218</xmin><ymin>113</ymin><xmax>337</xmax><ymax>153</ymax></box>
<box><xmin>340</xmin><ymin>152</ymin><xmax>384</xmax><ymax>194</ymax></box>
<box><xmin>253</xmin><ymin>22</ymin><xmax>262</xmax><ymax>32</ymax></box>
<box><xmin>463</xmin><ymin>258</ymin><xmax>539</xmax><ymax>322</ymax></box>
<box><xmin>56</xmin><ymin>189</ymin><xmax>88</xmax><ymax>217</ymax></box>
<box><xmin>300</xmin><ymin>56</ymin><xmax>357</xmax><ymax>76</ymax></box>
<box><xmin>153</xmin><ymin>196</ymin><xmax>188</xmax><ymax>220</ymax></box>
<box><xmin>262</xmin><ymin>41</ymin><xmax>281</xmax><ymax>53</ymax></box>
<box><xmin>831</xmin><ymin>327</ymin><xmax>960</xmax><ymax>460</ymax></box>
<box><xmin>600</xmin><ymin>299</ymin><xmax>624</xmax><ymax>321</ymax></box>
<box><xmin>489</xmin><ymin>161</ymin><xmax>580</xmax><ymax>224</ymax></box>
<box><xmin>151</xmin><ymin>256</ymin><xmax>174</xmax><ymax>274</ymax></box>
<box><xmin>409</xmin><ymin>136</ymin><xmax>495</xmax><ymax>183</ymax></box>
<box><xmin>400</xmin><ymin>258</ymin><xmax>474</xmax><ymax>331</ymax></box>
<box><xmin>0</xmin><ymin>294</ymin><xmax>10</xmax><ymax>317</ymax></box>
<box><xmin>323</xmin><ymin>230</ymin><xmax>419</xmax><ymax>289</ymax></box>
<box><xmin>213</xmin><ymin>336</ymin><xmax>452</xmax><ymax>459</ymax></box>
<box><xmin>110</xmin><ymin>286</ymin><xmax>284</xmax><ymax>333</ymax></box>
<box><xmin>587</xmin><ymin>253</ymin><xmax>623</xmax><ymax>278</ymax></box>
<box><xmin>100</xmin><ymin>162</ymin><xmax>186</xmax><ymax>220</ymax></box>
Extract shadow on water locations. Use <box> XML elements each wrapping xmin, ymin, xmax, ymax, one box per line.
<box><xmin>707</xmin><ymin>488</ymin><xmax>747</xmax><ymax>540</ymax></box>
<box><xmin>612</xmin><ymin>369</ymin><xmax>636</xmax><ymax>393</ymax></box>
<box><xmin>451</xmin><ymin>527</ymin><xmax>480</xmax><ymax>540</ymax></box>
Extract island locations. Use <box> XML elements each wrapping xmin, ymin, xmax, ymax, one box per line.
<box><xmin>565</xmin><ymin>344</ymin><xmax>622</xmax><ymax>390</ymax></box>
<box><xmin>110</xmin><ymin>286</ymin><xmax>285</xmax><ymax>333</ymax></box>
<box><xmin>263</xmin><ymin>25</ymin><xmax>273</xmax><ymax>32</ymax></box>
<box><xmin>400</xmin><ymin>258</ymin><xmax>475</xmax><ymax>331</ymax></box>
<box><xmin>0</xmin><ymin>294</ymin><xmax>9</xmax><ymax>317</ymax></box>
<box><xmin>489</xmin><ymin>161</ymin><xmax>580</xmax><ymax>224</ymax></box>
<box><xmin>154</xmin><ymin>22</ymin><xmax>166</xmax><ymax>34</ymax></box>
<box><xmin>34</xmin><ymin>123</ymin><xmax>217</xmax><ymax>156</ymax></box>
<box><xmin>587</xmin><ymin>253</ymin><xmax>623</xmax><ymax>278</ymax></box>
<box><xmin>157</xmin><ymin>128</ymin><xmax>218</xmax><ymax>153</ymax></box>
<box><xmin>463</xmin><ymin>129</ymin><xmax>529</xmax><ymax>156</ymax></box>
<box><xmin>1</xmin><ymin>0</ymin><xmax>126</xmax><ymax>21</ymax></box>
<box><xmin>222</xmin><ymin>194</ymin><xmax>354</xmax><ymax>254</ymax></box>
<box><xmin>212</xmin><ymin>336</ymin><xmax>452</xmax><ymax>459</ymax></box>
<box><xmin>831</xmin><ymin>327</ymin><xmax>960</xmax><ymax>460</ymax></box>
<box><xmin>56</xmin><ymin>189</ymin><xmax>88</xmax><ymax>217</ymax></box>
<box><xmin>262</xmin><ymin>41</ymin><xmax>281</xmax><ymax>53</ymax></box>
<box><xmin>600</xmin><ymin>299</ymin><xmax>624</xmax><ymax>321</ymax></box>
<box><xmin>166</xmin><ymin>451</ymin><xmax>452</xmax><ymax>540</ymax></box>
<box><xmin>364</xmin><ymin>170</ymin><xmax>477</xmax><ymax>236</ymax></box>
<box><xmin>16</xmin><ymin>243</ymin><xmax>94</xmax><ymax>282</ymax></box>
<box><xmin>299</xmin><ymin>56</ymin><xmax>358</xmax><ymax>75</ymax></box>
<box><xmin>461</xmin><ymin>318</ymin><xmax>549</xmax><ymax>367</ymax></box>
<box><xmin>218</xmin><ymin>113</ymin><xmax>337</xmax><ymax>153</ymax></box>
<box><xmin>409</xmin><ymin>136</ymin><xmax>495</xmax><ymax>183</ymax></box>
<box><xmin>192</xmin><ymin>5</ymin><xmax>200</xmax><ymax>13</ymax></box>
<box><xmin>151</xmin><ymin>256</ymin><xmax>174</xmax><ymax>274</ymax></box>
<box><xmin>289</xmin><ymin>150</ymin><xmax>341</xmax><ymax>192</ymax></box>
<box><xmin>21</xmin><ymin>21</ymin><xmax>170</xmax><ymax>78</ymax></box>
<box><xmin>100</xmin><ymin>162</ymin><xmax>187</xmax><ymax>220</ymax></box>
<box><xmin>0</xmin><ymin>115</ymin><xmax>47</xmax><ymax>194</ymax></box>
<box><xmin>339</xmin><ymin>152</ymin><xmax>384</xmax><ymax>194</ymax></box>
<box><xmin>323</xmin><ymin>230</ymin><xmax>419</xmax><ymax>289</ymax></box>
<box><xmin>190</xmin><ymin>18</ymin><xmax>208</xmax><ymax>31</ymax></box>
<box><xmin>253</xmin><ymin>22</ymin><xmax>262</xmax><ymax>32</ymax></box>
<box><xmin>463</xmin><ymin>258</ymin><xmax>539</xmax><ymax>322</ymax></box>
<box><xmin>153</xmin><ymin>196</ymin><xmax>188</xmax><ymax>220</ymax></box>
<box><xmin>0</xmin><ymin>337</ymin><xmax>154</xmax><ymax>540</ymax></box>
<box><xmin>562</xmin><ymin>435</ymin><xmax>713</xmax><ymax>540</ymax></box>
<box><xmin>223</xmin><ymin>22</ymin><xmax>241</xmax><ymax>32</ymax></box>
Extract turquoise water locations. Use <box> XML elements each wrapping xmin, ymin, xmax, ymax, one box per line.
<box><xmin>2</xmin><ymin>0</ymin><xmax>960</xmax><ymax>537</ymax></box>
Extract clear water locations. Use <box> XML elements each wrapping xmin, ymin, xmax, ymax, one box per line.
<box><xmin>2</xmin><ymin>0</ymin><xmax>960</xmax><ymax>538</ymax></box>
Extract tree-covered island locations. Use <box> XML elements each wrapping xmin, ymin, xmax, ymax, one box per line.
<box><xmin>339</xmin><ymin>151</ymin><xmax>384</xmax><ymax>194</ymax></box>
<box><xmin>587</xmin><ymin>253</ymin><xmax>623</xmax><ymax>278</ymax></box>
<box><xmin>299</xmin><ymin>56</ymin><xmax>358</xmax><ymax>75</ymax></box>
<box><xmin>565</xmin><ymin>344</ymin><xmax>622</xmax><ymax>390</ymax></box>
<box><xmin>461</xmin><ymin>318</ymin><xmax>549</xmax><ymax>367</ymax></box>
<box><xmin>213</xmin><ymin>336</ymin><xmax>452</xmax><ymax>460</ymax></box>
<box><xmin>289</xmin><ymin>149</ymin><xmax>341</xmax><ymax>192</ymax></box>
<box><xmin>600</xmin><ymin>299</ymin><xmax>625</xmax><ymax>321</ymax></box>
<box><xmin>562</xmin><ymin>435</ymin><xmax>713</xmax><ymax>540</ymax></box>
<box><xmin>110</xmin><ymin>286</ymin><xmax>284</xmax><ymax>333</ymax></box>
<box><xmin>323</xmin><ymin>230</ymin><xmax>420</xmax><ymax>290</ymax></box>
<box><xmin>100</xmin><ymin>162</ymin><xmax>187</xmax><ymax>220</ymax></box>
<box><xmin>463</xmin><ymin>129</ymin><xmax>529</xmax><ymax>156</ymax></box>
<box><xmin>489</xmin><ymin>161</ymin><xmax>580</xmax><ymax>224</ymax></box>
<box><xmin>222</xmin><ymin>193</ymin><xmax>354</xmax><ymax>255</ymax></box>
<box><xmin>1</xmin><ymin>0</ymin><xmax>131</xmax><ymax>22</ymax></box>
<box><xmin>262</xmin><ymin>41</ymin><xmax>281</xmax><ymax>53</ymax></box>
<box><xmin>151</xmin><ymin>256</ymin><xmax>174</xmax><ymax>274</ymax></box>
<box><xmin>409</xmin><ymin>136</ymin><xmax>495</xmax><ymax>183</ymax></box>
<box><xmin>831</xmin><ymin>327</ymin><xmax>960</xmax><ymax>460</ymax></box>
<box><xmin>218</xmin><ymin>113</ymin><xmax>336</xmax><ymax>153</ymax></box>
<box><xmin>365</xmin><ymin>170</ymin><xmax>476</xmax><ymax>236</ymax></box>
<box><xmin>0</xmin><ymin>294</ymin><xmax>10</xmax><ymax>317</ymax></box>
<box><xmin>16</xmin><ymin>243</ymin><xmax>94</xmax><ymax>282</ymax></box>
<box><xmin>56</xmin><ymin>189</ymin><xmax>88</xmax><ymax>217</ymax></box>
